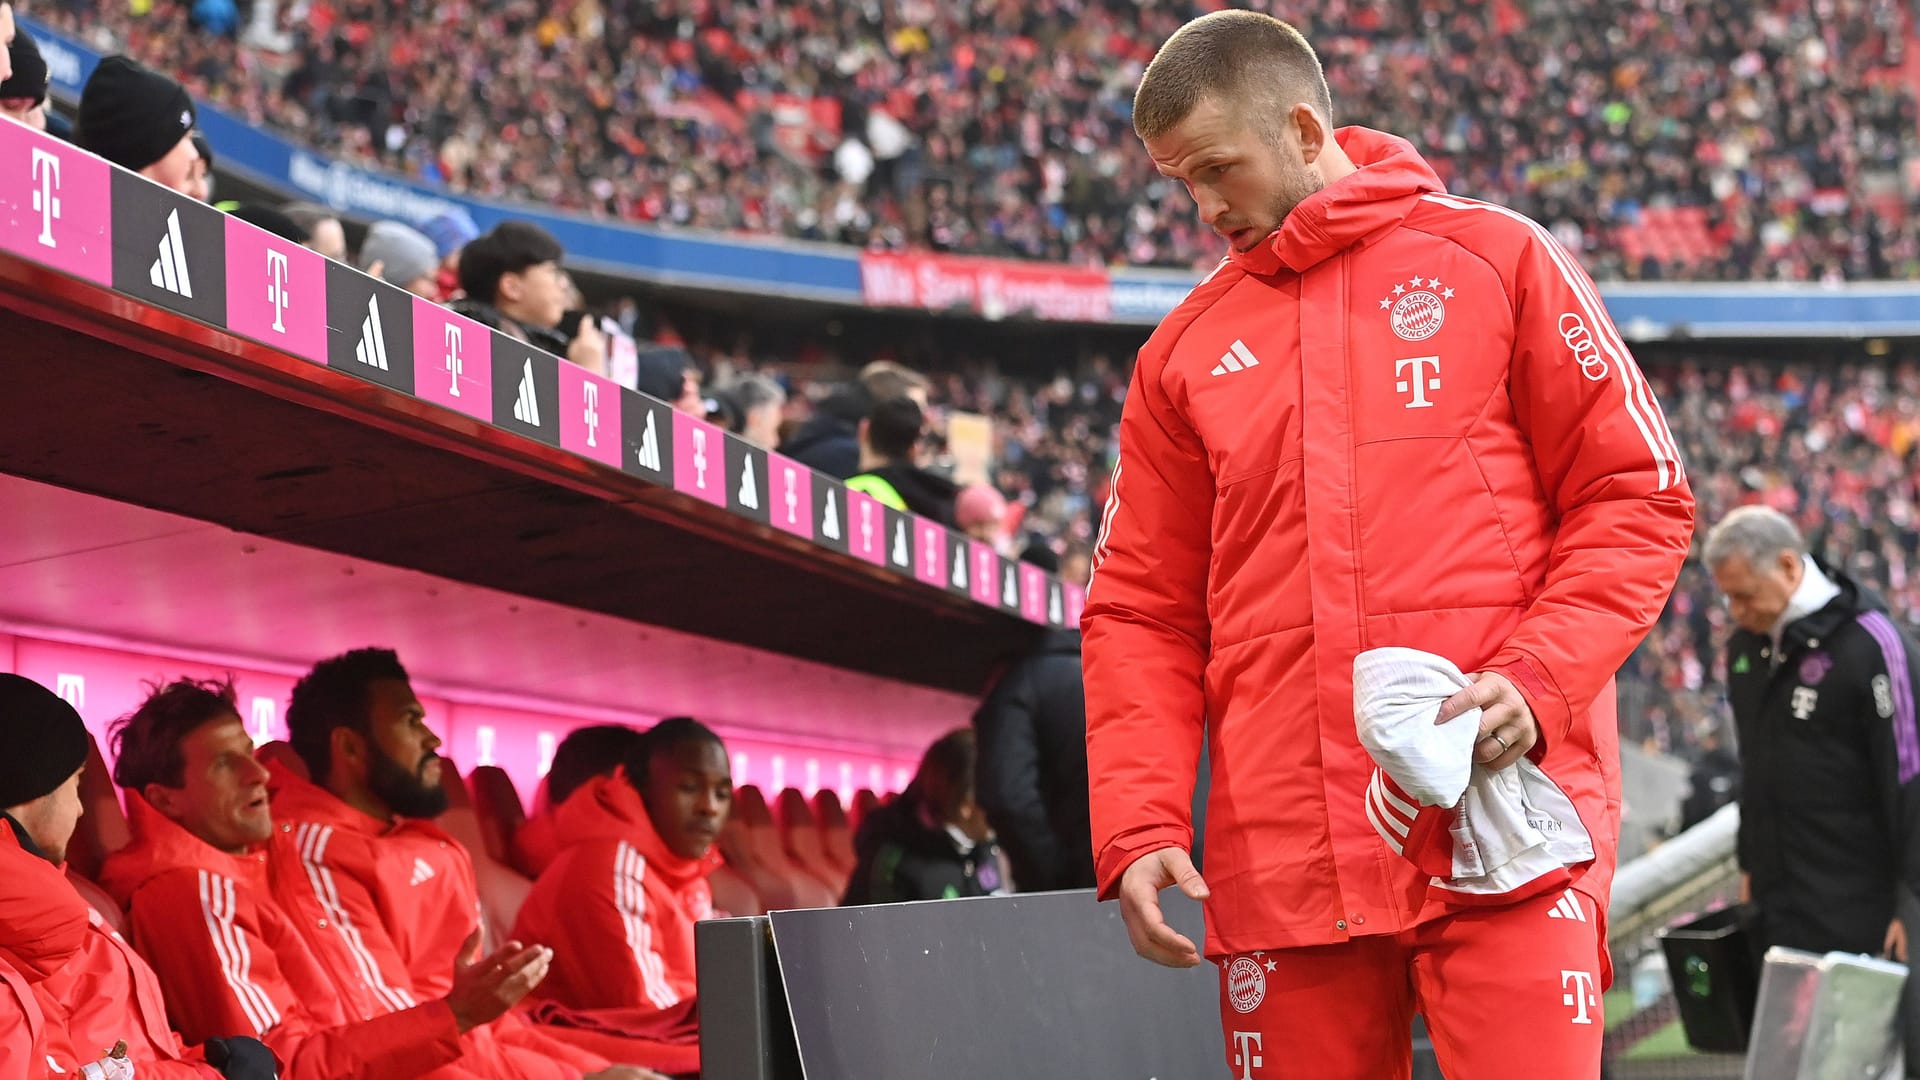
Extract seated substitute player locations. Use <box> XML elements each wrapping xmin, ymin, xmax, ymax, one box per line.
<box><xmin>0</xmin><ymin>673</ymin><xmax>276</xmax><ymax>1080</ymax></box>
<box><xmin>509</xmin><ymin>717</ymin><xmax>729</xmax><ymax>1061</ymax></box>
<box><xmin>266</xmin><ymin>647</ymin><xmax>665</xmax><ymax>1080</ymax></box>
<box><xmin>511</xmin><ymin>724</ymin><xmax>645</xmax><ymax>879</ymax></box>
<box><xmin>100</xmin><ymin>676</ymin><xmax>561</xmax><ymax>1080</ymax></box>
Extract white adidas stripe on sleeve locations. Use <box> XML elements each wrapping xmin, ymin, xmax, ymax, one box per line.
<box><xmin>1420</xmin><ymin>194</ymin><xmax>1684</xmax><ymax>491</ymax></box>
<box><xmin>614</xmin><ymin>842</ymin><xmax>682</xmax><ymax>1011</ymax></box>
<box><xmin>197</xmin><ymin>870</ymin><xmax>280</xmax><ymax>1034</ymax></box>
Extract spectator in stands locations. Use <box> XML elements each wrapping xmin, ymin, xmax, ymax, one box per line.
<box><xmin>269</xmin><ymin>647</ymin><xmax>665</xmax><ymax>1080</ymax></box>
<box><xmin>100</xmin><ymin>676</ymin><xmax>568</xmax><ymax>1080</ymax></box>
<box><xmin>0</xmin><ymin>22</ymin><xmax>46</xmax><ymax>130</ymax></box>
<box><xmin>974</xmin><ymin>621</ymin><xmax>1092</xmax><ymax>893</ymax></box>
<box><xmin>954</xmin><ymin>484</ymin><xmax>1009</xmax><ymax>548</ymax></box>
<box><xmin>74</xmin><ymin>56</ymin><xmax>199</xmax><ymax>197</ymax></box>
<box><xmin>782</xmin><ymin>361</ymin><xmax>930</xmax><ymax>479</ymax></box>
<box><xmin>186</xmin><ymin>133</ymin><xmax>214</xmax><ymax>202</ymax></box>
<box><xmin>452</xmin><ymin>222</ymin><xmax>606</xmax><ymax>376</ymax></box>
<box><xmin>420</xmin><ymin>208</ymin><xmax>480</xmax><ymax>302</ymax></box>
<box><xmin>283</xmin><ymin>202</ymin><xmax>347</xmax><ymax>264</ymax></box>
<box><xmin>631</xmin><ymin>344</ymin><xmax>703</xmax><ymax>414</ymax></box>
<box><xmin>721</xmin><ymin>374</ymin><xmax>786</xmax><ymax>450</ymax></box>
<box><xmin>509</xmin><ymin>717</ymin><xmax>727</xmax><ymax>1073</ymax></box>
<box><xmin>359</xmin><ymin>220</ymin><xmax>443</xmax><ymax>299</ymax></box>
<box><xmin>843</xmin><ymin>729</ymin><xmax>1009</xmax><ymax>904</ymax></box>
<box><xmin>846</xmin><ymin>396</ymin><xmax>958</xmax><ymax>523</ymax></box>
<box><xmin>512</xmin><ymin>723</ymin><xmax>644</xmax><ymax>879</ymax></box>
<box><xmin>0</xmin><ymin>2</ymin><xmax>10</xmax><ymax>85</ymax></box>
<box><xmin>227</xmin><ymin>202</ymin><xmax>308</xmax><ymax>243</ymax></box>
<box><xmin>1704</xmin><ymin>506</ymin><xmax>1920</xmax><ymax>963</ymax></box>
<box><xmin>0</xmin><ymin>673</ymin><xmax>279</xmax><ymax>1080</ymax></box>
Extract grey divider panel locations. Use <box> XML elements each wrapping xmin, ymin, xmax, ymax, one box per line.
<box><xmin>770</xmin><ymin>889</ymin><xmax>1223</xmax><ymax>1079</ymax></box>
<box><xmin>697</xmin><ymin>916</ymin><xmax>803</xmax><ymax>1080</ymax></box>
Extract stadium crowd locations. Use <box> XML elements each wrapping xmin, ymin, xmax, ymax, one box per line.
<box><xmin>18</xmin><ymin>0</ymin><xmax>1920</xmax><ymax>280</ymax></box>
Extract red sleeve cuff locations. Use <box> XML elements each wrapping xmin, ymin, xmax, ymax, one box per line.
<box><xmin>1487</xmin><ymin>654</ymin><xmax>1568</xmax><ymax>759</ymax></box>
<box><xmin>1094</xmin><ymin>826</ymin><xmax>1192</xmax><ymax>902</ymax></box>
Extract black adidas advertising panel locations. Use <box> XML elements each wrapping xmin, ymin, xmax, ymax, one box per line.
<box><xmin>324</xmin><ymin>263</ymin><xmax>416</xmax><ymax>394</ymax></box>
<box><xmin>109</xmin><ymin>171</ymin><xmax>227</xmax><ymax>327</ymax></box>
<box><xmin>489</xmin><ymin>333</ymin><xmax>561</xmax><ymax>447</ymax></box>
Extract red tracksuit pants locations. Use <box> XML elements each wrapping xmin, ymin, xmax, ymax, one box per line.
<box><xmin>1215</xmin><ymin>885</ymin><xmax>1608</xmax><ymax>1079</ymax></box>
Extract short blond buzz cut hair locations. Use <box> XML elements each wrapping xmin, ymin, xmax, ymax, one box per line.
<box><xmin>1133</xmin><ymin>10</ymin><xmax>1332</xmax><ymax>144</ymax></box>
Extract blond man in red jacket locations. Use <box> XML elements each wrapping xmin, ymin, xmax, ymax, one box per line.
<box><xmin>100</xmin><ymin>677</ymin><xmax>571</xmax><ymax>1080</ymax></box>
<box><xmin>1086</xmin><ymin>12</ymin><xmax>1693</xmax><ymax>1079</ymax></box>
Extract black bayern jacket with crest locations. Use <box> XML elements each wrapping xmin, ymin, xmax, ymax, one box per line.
<box><xmin>1725</xmin><ymin>563</ymin><xmax>1920</xmax><ymax>955</ymax></box>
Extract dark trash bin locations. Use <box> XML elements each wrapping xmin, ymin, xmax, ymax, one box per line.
<box><xmin>1660</xmin><ymin>904</ymin><xmax>1766</xmax><ymax>1053</ymax></box>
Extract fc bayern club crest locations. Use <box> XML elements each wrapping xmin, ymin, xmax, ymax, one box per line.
<box><xmin>1226</xmin><ymin>954</ymin><xmax>1268</xmax><ymax>1014</ymax></box>
<box><xmin>1380</xmin><ymin>274</ymin><xmax>1454</xmax><ymax>342</ymax></box>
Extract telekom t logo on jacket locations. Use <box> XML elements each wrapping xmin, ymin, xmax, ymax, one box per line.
<box><xmin>1395</xmin><ymin>355</ymin><xmax>1441</xmax><ymax>409</ymax></box>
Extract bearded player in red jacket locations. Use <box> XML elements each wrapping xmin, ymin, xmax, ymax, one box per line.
<box><xmin>1085</xmin><ymin>11</ymin><xmax>1693</xmax><ymax>1079</ymax></box>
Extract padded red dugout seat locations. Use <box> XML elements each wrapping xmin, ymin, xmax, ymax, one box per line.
<box><xmin>716</xmin><ymin>786</ymin><xmax>838</xmax><ymax>910</ymax></box>
<box><xmin>465</xmin><ymin>764</ymin><xmax>527</xmax><ymax>867</ymax></box>
<box><xmin>775</xmin><ymin>787</ymin><xmax>849</xmax><ymax>898</ymax></box>
<box><xmin>811</xmin><ymin>789</ymin><xmax>856</xmax><ymax>878</ymax></box>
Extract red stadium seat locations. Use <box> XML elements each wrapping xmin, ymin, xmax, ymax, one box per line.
<box><xmin>254</xmin><ymin>740</ymin><xmax>309</xmax><ymax>782</ymax></box>
<box><xmin>849</xmin><ymin>789</ymin><xmax>882</xmax><ymax>835</ymax></box>
<box><xmin>466</xmin><ymin>765</ymin><xmax>527</xmax><ymax>867</ymax></box>
<box><xmin>716</xmin><ymin>786</ymin><xmax>838</xmax><ymax>910</ymax></box>
<box><xmin>774</xmin><ymin>788</ymin><xmax>847</xmax><ymax>898</ymax></box>
<box><xmin>709</xmin><ymin>856</ymin><xmax>764</xmax><ymax>918</ymax></box>
<box><xmin>68</xmin><ymin>869</ymin><xmax>129</xmax><ymax>940</ymax></box>
<box><xmin>65</xmin><ymin>735</ymin><xmax>130</xmax><ymax>884</ymax></box>
<box><xmin>811</xmin><ymin>790</ymin><xmax>856</xmax><ymax>878</ymax></box>
<box><xmin>438</xmin><ymin>767</ymin><xmax>531</xmax><ymax>950</ymax></box>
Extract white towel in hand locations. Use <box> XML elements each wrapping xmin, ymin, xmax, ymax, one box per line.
<box><xmin>1354</xmin><ymin>647</ymin><xmax>1595</xmax><ymax>900</ymax></box>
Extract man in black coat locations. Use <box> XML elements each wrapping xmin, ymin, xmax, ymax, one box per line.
<box><xmin>1705</xmin><ymin>505</ymin><xmax>1919</xmax><ymax>962</ymax></box>
<box><xmin>974</xmin><ymin>626</ymin><xmax>1094</xmax><ymax>892</ymax></box>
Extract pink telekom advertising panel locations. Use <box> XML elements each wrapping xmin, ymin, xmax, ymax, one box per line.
<box><xmin>671</xmin><ymin>412</ymin><xmax>728</xmax><ymax>507</ymax></box>
<box><xmin>1020</xmin><ymin>563</ymin><xmax>1049</xmax><ymax>624</ymax></box>
<box><xmin>844</xmin><ymin>490</ymin><xmax>888</xmax><ymax>566</ymax></box>
<box><xmin>767</xmin><ymin>454</ymin><xmax>813</xmax><ymax>540</ymax></box>
<box><xmin>0</xmin><ymin>120</ymin><xmax>112</xmax><ymax>285</ymax></box>
<box><xmin>969</xmin><ymin>541</ymin><xmax>999</xmax><ymax>606</ymax></box>
<box><xmin>557</xmin><ymin>362</ymin><xmax>623</xmax><ymax>468</ymax></box>
<box><xmin>224</xmin><ymin>221</ymin><xmax>329</xmax><ymax>365</ymax></box>
<box><xmin>913</xmin><ymin>518</ymin><xmax>947</xmax><ymax>589</ymax></box>
<box><xmin>8</xmin><ymin>640</ymin><xmax>301</xmax><ymax>771</ymax></box>
<box><xmin>1064</xmin><ymin>583</ymin><xmax>1087</xmax><ymax>628</ymax></box>
<box><xmin>411</xmin><ymin>299</ymin><xmax>493</xmax><ymax>420</ymax></box>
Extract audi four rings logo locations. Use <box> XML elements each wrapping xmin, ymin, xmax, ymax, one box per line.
<box><xmin>1558</xmin><ymin>313</ymin><xmax>1608</xmax><ymax>381</ymax></box>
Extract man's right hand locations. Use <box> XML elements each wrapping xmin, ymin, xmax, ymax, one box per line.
<box><xmin>1117</xmin><ymin>847</ymin><xmax>1209</xmax><ymax>968</ymax></box>
<box><xmin>445</xmin><ymin>931</ymin><xmax>552</xmax><ymax>1033</ymax></box>
<box><xmin>1739</xmin><ymin>872</ymin><xmax>1751</xmax><ymax>904</ymax></box>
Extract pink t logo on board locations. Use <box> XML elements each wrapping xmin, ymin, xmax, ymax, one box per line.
<box><xmin>0</xmin><ymin>123</ymin><xmax>112</xmax><ymax>285</ymax></box>
<box><xmin>770</xmin><ymin>454</ymin><xmax>813</xmax><ymax>540</ymax></box>
<box><xmin>670</xmin><ymin>411</ymin><xmax>728</xmax><ymax>507</ymax></box>
<box><xmin>969</xmin><ymin>541</ymin><xmax>999</xmax><ymax>606</ymax></box>
<box><xmin>558</xmin><ymin>362</ymin><xmax>621</xmax><ymax>467</ymax></box>
<box><xmin>1020</xmin><ymin>563</ymin><xmax>1049</xmax><ymax>623</ymax></box>
<box><xmin>411</xmin><ymin>299</ymin><xmax>492</xmax><ymax>419</ymax></box>
<box><xmin>913</xmin><ymin>518</ymin><xmax>947</xmax><ymax>588</ymax></box>
<box><xmin>224</xmin><ymin>220</ymin><xmax>327</xmax><ymax>364</ymax></box>
<box><xmin>1064</xmin><ymin>584</ymin><xmax>1087</xmax><ymax>627</ymax></box>
<box><xmin>845</xmin><ymin>490</ymin><xmax>887</xmax><ymax>566</ymax></box>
